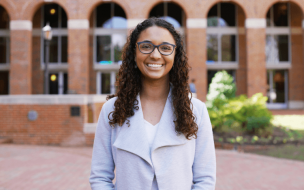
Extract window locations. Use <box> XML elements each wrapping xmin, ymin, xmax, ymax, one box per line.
<box><xmin>149</xmin><ymin>2</ymin><xmax>186</xmax><ymax>47</ymax></box>
<box><xmin>207</xmin><ymin>3</ymin><xmax>238</xmax><ymax>65</ymax></box>
<box><xmin>49</xmin><ymin>72</ymin><xmax>68</xmax><ymax>94</ymax></box>
<box><xmin>94</xmin><ymin>3</ymin><xmax>127</xmax><ymax>66</ymax></box>
<box><xmin>96</xmin><ymin>72</ymin><xmax>117</xmax><ymax>94</ymax></box>
<box><xmin>42</xmin><ymin>4</ymin><xmax>68</xmax><ymax>64</ymax></box>
<box><xmin>266</xmin><ymin>3</ymin><xmax>290</xmax><ymax>65</ymax></box>
<box><xmin>93</xmin><ymin>3</ymin><xmax>127</xmax><ymax>94</ymax></box>
<box><xmin>267</xmin><ymin>70</ymin><xmax>288</xmax><ymax>108</ymax></box>
<box><xmin>149</xmin><ymin>2</ymin><xmax>185</xmax><ymax>28</ymax></box>
<box><xmin>0</xmin><ymin>71</ymin><xmax>9</xmax><ymax>94</ymax></box>
<box><xmin>0</xmin><ymin>6</ymin><xmax>9</xmax><ymax>65</ymax></box>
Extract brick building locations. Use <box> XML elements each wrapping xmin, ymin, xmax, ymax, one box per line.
<box><xmin>0</xmin><ymin>0</ymin><xmax>304</xmax><ymax>145</ymax></box>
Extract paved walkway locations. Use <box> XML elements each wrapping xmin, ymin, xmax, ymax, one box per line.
<box><xmin>1</xmin><ymin>145</ymin><xmax>304</xmax><ymax>190</ymax></box>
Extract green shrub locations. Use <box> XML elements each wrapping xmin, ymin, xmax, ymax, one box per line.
<box><xmin>247</xmin><ymin>116</ymin><xmax>271</xmax><ymax>134</ymax></box>
<box><xmin>206</xmin><ymin>70</ymin><xmax>236</xmax><ymax>107</ymax></box>
<box><xmin>207</xmin><ymin>71</ymin><xmax>273</xmax><ymax>135</ymax></box>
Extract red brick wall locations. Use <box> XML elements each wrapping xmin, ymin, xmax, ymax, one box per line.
<box><xmin>32</xmin><ymin>8</ymin><xmax>44</xmax><ymax>94</ymax></box>
<box><xmin>236</xmin><ymin>5</ymin><xmax>247</xmax><ymax>96</ymax></box>
<box><xmin>187</xmin><ymin>28</ymin><xmax>207</xmax><ymax>101</ymax></box>
<box><xmin>0</xmin><ymin>104</ymin><xmax>86</xmax><ymax>145</ymax></box>
<box><xmin>89</xmin><ymin>12</ymin><xmax>97</xmax><ymax>94</ymax></box>
<box><xmin>289</xmin><ymin>3</ymin><xmax>304</xmax><ymax>101</ymax></box>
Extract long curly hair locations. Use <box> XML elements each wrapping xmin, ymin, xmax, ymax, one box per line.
<box><xmin>107</xmin><ymin>17</ymin><xmax>198</xmax><ymax>140</ymax></box>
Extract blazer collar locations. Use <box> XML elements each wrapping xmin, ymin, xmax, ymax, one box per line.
<box><xmin>113</xmin><ymin>88</ymin><xmax>187</xmax><ymax>166</ymax></box>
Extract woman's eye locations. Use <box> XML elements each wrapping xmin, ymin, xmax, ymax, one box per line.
<box><xmin>160</xmin><ymin>45</ymin><xmax>172</xmax><ymax>51</ymax></box>
<box><xmin>141</xmin><ymin>44</ymin><xmax>152</xmax><ymax>49</ymax></box>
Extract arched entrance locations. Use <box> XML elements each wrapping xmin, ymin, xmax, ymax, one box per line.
<box><xmin>206</xmin><ymin>2</ymin><xmax>247</xmax><ymax>96</ymax></box>
<box><xmin>89</xmin><ymin>2</ymin><xmax>127</xmax><ymax>94</ymax></box>
<box><xmin>32</xmin><ymin>3</ymin><xmax>68</xmax><ymax>94</ymax></box>
<box><xmin>265</xmin><ymin>2</ymin><xmax>303</xmax><ymax>109</ymax></box>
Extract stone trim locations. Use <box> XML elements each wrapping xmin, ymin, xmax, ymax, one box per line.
<box><xmin>127</xmin><ymin>19</ymin><xmax>145</xmax><ymax>28</ymax></box>
<box><xmin>186</xmin><ymin>18</ymin><xmax>207</xmax><ymax>28</ymax></box>
<box><xmin>0</xmin><ymin>95</ymin><xmax>108</xmax><ymax>105</ymax></box>
<box><xmin>291</xmin><ymin>27</ymin><xmax>302</xmax><ymax>35</ymax></box>
<box><xmin>245</xmin><ymin>18</ymin><xmax>266</xmax><ymax>28</ymax></box>
<box><xmin>83</xmin><ymin>123</ymin><xmax>97</xmax><ymax>134</ymax></box>
<box><xmin>68</xmin><ymin>19</ymin><xmax>89</xmax><ymax>29</ymax></box>
<box><xmin>288</xmin><ymin>101</ymin><xmax>304</xmax><ymax>109</ymax></box>
<box><xmin>10</xmin><ymin>20</ymin><xmax>32</xmax><ymax>31</ymax></box>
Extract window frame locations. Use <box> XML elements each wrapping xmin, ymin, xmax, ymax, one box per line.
<box><xmin>32</xmin><ymin>5</ymin><xmax>68</xmax><ymax>71</ymax></box>
<box><xmin>49</xmin><ymin>71</ymin><xmax>68</xmax><ymax>94</ymax></box>
<box><xmin>266</xmin><ymin>69</ymin><xmax>288</xmax><ymax>109</ymax></box>
<box><xmin>266</xmin><ymin>3</ymin><xmax>291</xmax><ymax>69</ymax></box>
<box><xmin>92</xmin><ymin>6</ymin><xmax>127</xmax><ymax>71</ymax></box>
<box><xmin>96</xmin><ymin>71</ymin><xmax>117</xmax><ymax>94</ymax></box>
<box><xmin>206</xmin><ymin>3</ymin><xmax>239</xmax><ymax>69</ymax></box>
<box><xmin>0</xmin><ymin>29</ymin><xmax>10</xmax><ymax>71</ymax></box>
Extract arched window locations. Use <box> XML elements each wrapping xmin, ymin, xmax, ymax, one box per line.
<box><xmin>0</xmin><ymin>6</ymin><xmax>9</xmax><ymax>95</ymax></box>
<box><xmin>206</xmin><ymin>3</ymin><xmax>239</xmax><ymax>91</ymax></box>
<box><xmin>92</xmin><ymin>3</ymin><xmax>127</xmax><ymax>94</ymax></box>
<box><xmin>207</xmin><ymin>3</ymin><xmax>237</xmax><ymax>64</ymax></box>
<box><xmin>149</xmin><ymin>2</ymin><xmax>185</xmax><ymax>28</ymax></box>
<box><xmin>266</xmin><ymin>3</ymin><xmax>289</xmax><ymax>65</ymax></box>
<box><xmin>266</xmin><ymin>3</ymin><xmax>291</xmax><ymax>108</ymax></box>
<box><xmin>32</xmin><ymin>4</ymin><xmax>68</xmax><ymax>94</ymax></box>
<box><xmin>149</xmin><ymin>2</ymin><xmax>186</xmax><ymax>52</ymax></box>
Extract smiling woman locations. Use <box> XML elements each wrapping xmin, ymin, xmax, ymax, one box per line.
<box><xmin>90</xmin><ymin>17</ymin><xmax>216</xmax><ymax>190</ymax></box>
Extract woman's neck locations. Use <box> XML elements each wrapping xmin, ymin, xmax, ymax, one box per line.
<box><xmin>140</xmin><ymin>76</ymin><xmax>170</xmax><ymax>101</ymax></box>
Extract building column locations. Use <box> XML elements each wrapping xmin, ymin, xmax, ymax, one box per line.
<box><xmin>9</xmin><ymin>20</ymin><xmax>32</xmax><ymax>94</ymax></box>
<box><xmin>236</xmin><ymin>8</ymin><xmax>247</xmax><ymax>96</ymax></box>
<box><xmin>288</xmin><ymin>4</ymin><xmax>304</xmax><ymax>109</ymax></box>
<box><xmin>187</xmin><ymin>18</ymin><xmax>207</xmax><ymax>101</ymax></box>
<box><xmin>68</xmin><ymin>19</ymin><xmax>90</xmax><ymax>94</ymax></box>
<box><xmin>245</xmin><ymin>19</ymin><xmax>267</xmax><ymax>97</ymax></box>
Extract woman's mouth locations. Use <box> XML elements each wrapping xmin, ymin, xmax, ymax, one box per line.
<box><xmin>147</xmin><ymin>64</ymin><xmax>164</xmax><ymax>68</ymax></box>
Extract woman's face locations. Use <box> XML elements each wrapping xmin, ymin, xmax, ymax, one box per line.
<box><xmin>135</xmin><ymin>26</ymin><xmax>176</xmax><ymax>81</ymax></box>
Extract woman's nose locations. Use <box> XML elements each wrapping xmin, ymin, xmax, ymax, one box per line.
<box><xmin>149</xmin><ymin>47</ymin><xmax>162</xmax><ymax>59</ymax></box>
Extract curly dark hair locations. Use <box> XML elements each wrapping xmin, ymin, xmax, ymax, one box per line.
<box><xmin>107</xmin><ymin>17</ymin><xmax>198</xmax><ymax>140</ymax></box>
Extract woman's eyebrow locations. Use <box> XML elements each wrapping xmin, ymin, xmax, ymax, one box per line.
<box><xmin>140</xmin><ymin>40</ymin><xmax>174</xmax><ymax>44</ymax></box>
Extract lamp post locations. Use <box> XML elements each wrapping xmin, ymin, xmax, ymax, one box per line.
<box><xmin>42</xmin><ymin>23</ymin><xmax>52</xmax><ymax>94</ymax></box>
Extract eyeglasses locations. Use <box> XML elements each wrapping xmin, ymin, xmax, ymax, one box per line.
<box><xmin>137</xmin><ymin>41</ymin><xmax>176</xmax><ymax>56</ymax></box>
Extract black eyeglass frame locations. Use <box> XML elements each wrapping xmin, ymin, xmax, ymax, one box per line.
<box><xmin>136</xmin><ymin>41</ymin><xmax>176</xmax><ymax>56</ymax></box>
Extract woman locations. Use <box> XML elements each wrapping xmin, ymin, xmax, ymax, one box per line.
<box><xmin>90</xmin><ymin>17</ymin><xmax>216</xmax><ymax>190</ymax></box>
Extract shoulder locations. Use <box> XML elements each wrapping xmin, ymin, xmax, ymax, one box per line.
<box><xmin>100</xmin><ymin>96</ymin><xmax>117</xmax><ymax>116</ymax></box>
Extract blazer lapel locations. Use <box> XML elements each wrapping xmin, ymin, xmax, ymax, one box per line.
<box><xmin>152</xmin><ymin>91</ymin><xmax>187</xmax><ymax>152</ymax></box>
<box><xmin>113</xmin><ymin>94</ymin><xmax>152</xmax><ymax>166</ymax></box>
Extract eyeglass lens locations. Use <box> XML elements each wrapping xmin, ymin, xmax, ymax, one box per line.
<box><xmin>138</xmin><ymin>43</ymin><xmax>174</xmax><ymax>55</ymax></box>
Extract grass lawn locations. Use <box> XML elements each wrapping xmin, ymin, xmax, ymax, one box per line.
<box><xmin>247</xmin><ymin>145</ymin><xmax>304</xmax><ymax>162</ymax></box>
<box><xmin>272</xmin><ymin>115</ymin><xmax>304</xmax><ymax>130</ymax></box>
<box><xmin>247</xmin><ymin>115</ymin><xmax>304</xmax><ymax>161</ymax></box>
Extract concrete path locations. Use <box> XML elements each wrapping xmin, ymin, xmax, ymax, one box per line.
<box><xmin>1</xmin><ymin>144</ymin><xmax>304</xmax><ymax>190</ymax></box>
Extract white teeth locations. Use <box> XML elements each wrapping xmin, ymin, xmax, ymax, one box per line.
<box><xmin>147</xmin><ymin>64</ymin><xmax>163</xmax><ymax>68</ymax></box>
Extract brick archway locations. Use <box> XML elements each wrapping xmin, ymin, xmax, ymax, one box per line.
<box><xmin>87</xmin><ymin>0</ymin><xmax>130</xmax><ymax>20</ymax></box>
<box><xmin>0</xmin><ymin>0</ymin><xmax>15</xmax><ymax>20</ymax></box>
<box><xmin>24</xmin><ymin>0</ymin><xmax>69</xmax><ymax>21</ymax></box>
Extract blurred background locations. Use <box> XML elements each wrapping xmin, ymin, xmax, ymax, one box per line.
<box><xmin>0</xmin><ymin>0</ymin><xmax>304</xmax><ymax>189</ymax></box>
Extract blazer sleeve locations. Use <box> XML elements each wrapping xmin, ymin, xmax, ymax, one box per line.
<box><xmin>192</xmin><ymin>102</ymin><xmax>216</xmax><ymax>190</ymax></box>
<box><xmin>89</xmin><ymin>104</ymin><xmax>115</xmax><ymax>190</ymax></box>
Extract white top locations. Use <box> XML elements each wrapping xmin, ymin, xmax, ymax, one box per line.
<box><xmin>144</xmin><ymin>120</ymin><xmax>159</xmax><ymax>190</ymax></box>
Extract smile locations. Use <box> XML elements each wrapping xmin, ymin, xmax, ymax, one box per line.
<box><xmin>147</xmin><ymin>64</ymin><xmax>164</xmax><ymax>68</ymax></box>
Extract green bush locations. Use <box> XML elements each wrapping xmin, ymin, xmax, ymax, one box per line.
<box><xmin>247</xmin><ymin>116</ymin><xmax>272</xmax><ymax>134</ymax></box>
<box><xmin>207</xmin><ymin>71</ymin><xmax>273</xmax><ymax>135</ymax></box>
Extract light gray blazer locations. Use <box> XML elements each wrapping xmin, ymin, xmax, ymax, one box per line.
<box><xmin>90</xmin><ymin>92</ymin><xmax>216</xmax><ymax>190</ymax></box>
